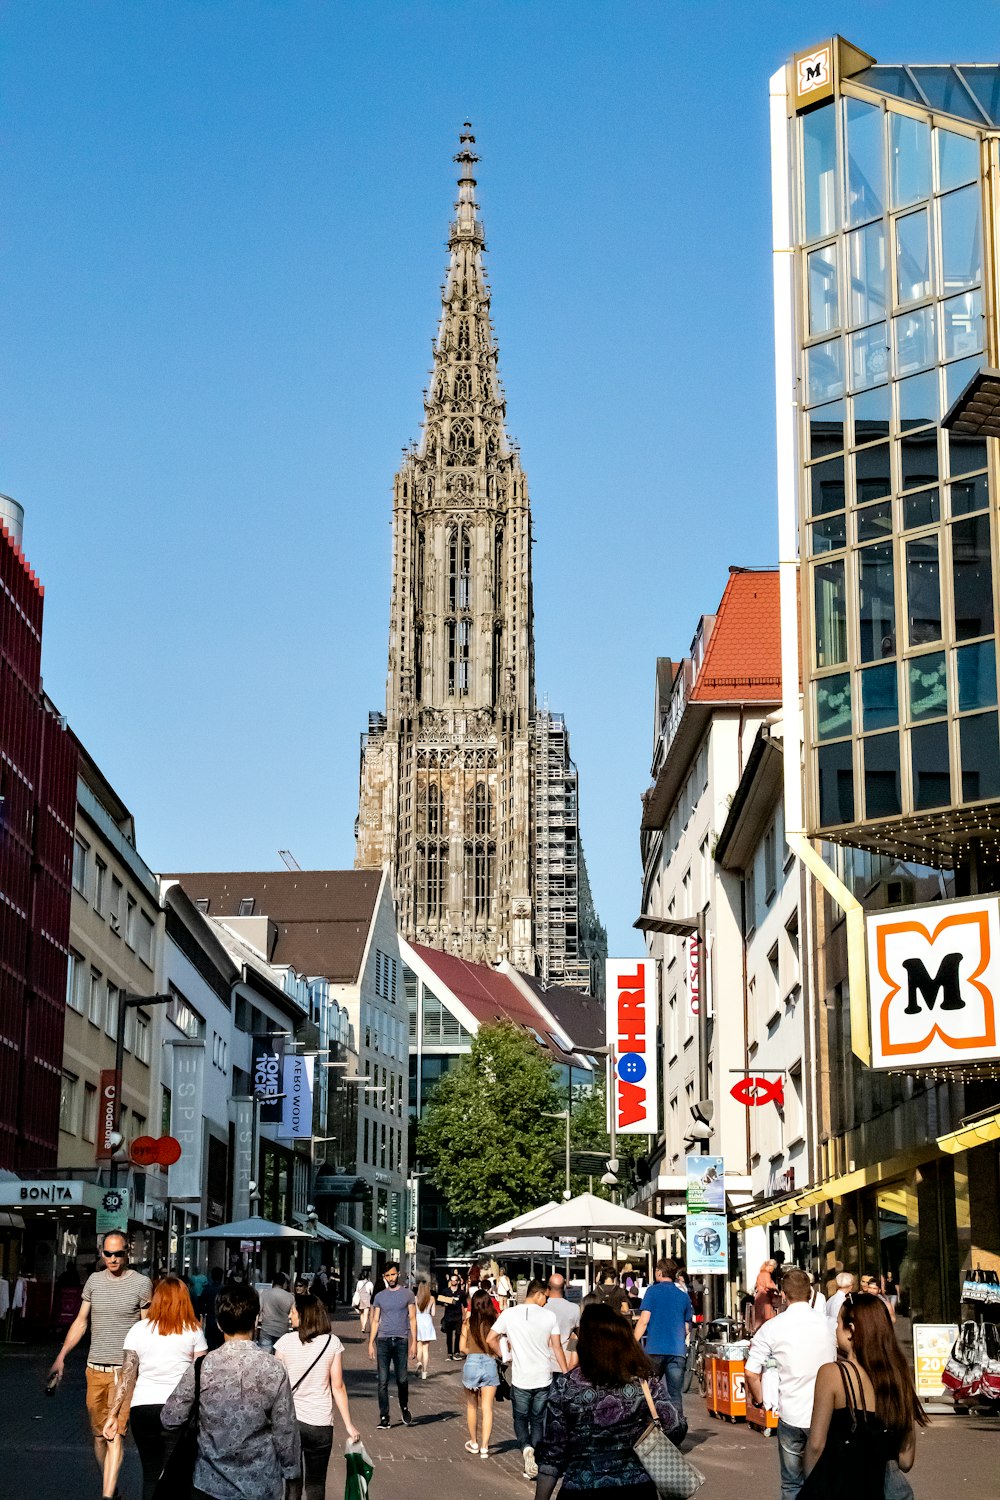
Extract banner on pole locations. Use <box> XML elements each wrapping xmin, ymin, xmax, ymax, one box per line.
<box><xmin>96</xmin><ymin>1069</ymin><xmax>121</xmax><ymax>1160</ymax></box>
<box><xmin>686</xmin><ymin>1213</ymin><xmax>728</xmax><ymax>1273</ymax></box>
<box><xmin>168</xmin><ymin>1042</ymin><xmax>205</xmax><ymax>1201</ymax></box>
<box><xmin>605</xmin><ymin>958</ymin><xmax>659</xmax><ymax>1135</ymax></box>
<box><xmin>96</xmin><ymin>1187</ymin><xmax>130</xmax><ymax>1236</ymax></box>
<box><xmin>251</xmin><ymin>1034</ymin><xmax>285</xmax><ymax>1121</ymax></box>
<box><xmin>280</xmin><ymin>1054</ymin><xmax>315</xmax><ymax>1139</ymax></box>
<box><xmin>232</xmin><ymin>1097</ymin><xmax>254</xmax><ymax>1221</ymax></box>
<box><xmin>686</xmin><ymin>1155</ymin><xmax>725</xmax><ymax>1213</ymax></box>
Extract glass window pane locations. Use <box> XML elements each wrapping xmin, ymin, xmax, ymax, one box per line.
<box><xmin>811</xmin><ymin>515</ymin><xmax>846</xmax><ymax>554</ymax></box>
<box><xmin>906</xmin><ymin>535</ymin><xmax>942</xmax><ymax>645</ymax></box>
<box><xmin>944</xmin><ymin>353</ymin><xmax>983</xmax><ymax>411</ymax></box>
<box><xmin>818</xmin><ymin>740</ymin><xmax>855</xmax><ymax>826</ymax></box>
<box><xmin>899</xmin><ymin>431</ymin><xmax>938</xmax><ymax>490</ymax></box>
<box><xmin>857</xmin><ymin>500</ymin><xmax>892</xmax><ymax>542</ymax></box>
<box><xmin>956</xmin><ymin>640</ymin><xmax>997</xmax><ymax>712</ymax></box>
<box><xmin>808</xmin><ymin>245</ymin><xmax>840</xmax><ymax>335</ymax></box>
<box><xmin>936</xmin><ymin>127</ymin><xmax>980</xmax><ymax>192</ymax></box>
<box><xmin>852</xmin><ymin>384</ymin><xmax>890</xmax><ymax>443</ymax></box>
<box><xmin>810</xmin><ymin>456</ymin><xmax>845</xmax><ymax>515</ymax></box>
<box><xmin>894</xmin><ymin>305</ymin><xmax>936</xmax><ymax>375</ymax></box>
<box><xmin>950</xmin><ymin>473</ymin><xmax>989</xmax><ymax>516</ymax></box>
<box><xmin>910</xmin><ymin>720</ymin><xmax>951</xmax><ymax>810</ymax></box>
<box><xmin>816</xmin><ymin>673</ymin><xmax>852</xmax><ymax>739</ymax></box>
<box><xmin>859</xmin><ymin>542</ymin><xmax>896</xmax><ymax>662</ymax></box>
<box><xmin>847</xmin><ymin>222</ymin><xmax>887</xmax><ymax>328</ymax></box>
<box><xmin>896</xmin><ymin>368</ymin><xmax>938</xmax><ymax>430</ymax></box>
<box><xmin>903</xmin><ymin>488</ymin><xmax>940</xmax><ymax>530</ymax></box>
<box><xmin>864</xmin><ymin>732</ymin><xmax>902</xmax><ymax>818</ymax></box>
<box><xmin>847</xmin><ymin>99</ymin><xmax>885</xmax><ymax>225</ymax></box>
<box><xmin>908</xmin><ymin>651</ymin><xmax>947</xmax><ymax>721</ymax></box>
<box><xmin>850</xmin><ymin>323</ymin><xmax>890</xmax><ymax>391</ymax></box>
<box><xmin>803</xmin><ymin>104</ymin><xmax>838</xmax><ymax>242</ymax></box>
<box><xmin>940</xmin><ymin>185</ymin><xmax>983</xmax><ymax>294</ymax></box>
<box><xmin>809</xmin><ymin>399</ymin><xmax>845</xmax><ymax>458</ymax></box>
<box><xmin>862</xmin><ymin>662</ymin><xmax>898</xmax><ymax>731</ymax></box>
<box><xmin>960</xmin><ymin>712</ymin><xmax>1000</xmax><ymax>801</ymax></box>
<box><xmin>914</xmin><ymin>75</ymin><xmax>982</xmax><ymax>126</ymax></box>
<box><xmin>942</xmin><ymin>288</ymin><xmax>984</xmax><ymax>361</ymax></box>
<box><xmin>961</xmin><ymin>69</ymin><xmax>1000</xmax><ymax>127</ymax></box>
<box><xmin>889</xmin><ymin>112</ymin><xmax>931</xmax><ymax>208</ymax></box>
<box><xmin>814</xmin><ymin>559</ymin><xmax>848</xmax><ymax>667</ymax></box>
<box><xmin>854</xmin><ymin>444</ymin><xmax>891</xmax><ymax>504</ymax></box>
<box><xmin>895</xmin><ymin>209</ymin><xmax>931</xmax><ymax>304</ymax></box>
<box><xmin>947</xmin><ymin>433</ymin><xmax>987</xmax><ymax>479</ymax></box>
<box><xmin>952</xmin><ymin>514</ymin><xmax>994</xmax><ymax>640</ymax></box>
<box><xmin>807</xmin><ymin>337</ymin><xmax>844</xmax><ymax>404</ymax></box>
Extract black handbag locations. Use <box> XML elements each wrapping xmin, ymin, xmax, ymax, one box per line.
<box><xmin>153</xmin><ymin>1355</ymin><xmax>203</xmax><ymax>1500</ymax></box>
<box><xmin>495</xmin><ymin>1358</ymin><xmax>511</xmax><ymax>1402</ymax></box>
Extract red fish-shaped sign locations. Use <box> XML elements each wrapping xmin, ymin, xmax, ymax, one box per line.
<box><xmin>730</xmin><ymin>1075</ymin><xmax>784</xmax><ymax>1108</ymax></box>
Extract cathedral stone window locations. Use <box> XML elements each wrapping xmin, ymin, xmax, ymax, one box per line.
<box><xmin>455</xmin><ymin>369</ymin><xmax>472</xmax><ymax>402</ymax></box>
<box><xmin>448</xmin><ymin>525</ymin><xmax>472</xmax><ymax>613</ymax></box>
<box><xmin>464</xmin><ymin>783</ymin><xmax>495</xmax><ymax>921</ymax></box>
<box><xmin>450</xmin><ymin>418</ymin><xmax>474</xmax><ymax>459</ymax></box>
<box><xmin>458</xmin><ymin>317</ymin><xmax>471</xmax><ymax>352</ymax></box>
<box><xmin>415</xmin><ymin>529</ymin><xmax>425</xmax><ymax>611</ymax></box>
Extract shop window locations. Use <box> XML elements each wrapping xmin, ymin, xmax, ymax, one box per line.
<box><xmin>864</xmin><ymin>732</ymin><xmax>902</xmax><ymax>818</ymax></box>
<box><xmin>960</xmin><ymin>713</ymin><xmax>1000</xmax><ymax>801</ymax></box>
<box><xmin>910</xmin><ymin>721</ymin><xmax>951</xmax><ymax>809</ymax></box>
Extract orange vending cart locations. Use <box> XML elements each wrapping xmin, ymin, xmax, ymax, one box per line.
<box><xmin>704</xmin><ymin>1341</ymin><xmax>751</xmax><ymax>1421</ymax></box>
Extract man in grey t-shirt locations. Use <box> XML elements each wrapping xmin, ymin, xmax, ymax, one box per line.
<box><xmin>50</xmin><ymin>1231</ymin><xmax>151</xmax><ymax>1500</ymax></box>
<box><xmin>368</xmin><ymin>1264</ymin><xmax>417</xmax><ymax>1427</ymax></box>
<box><xmin>258</xmin><ymin>1271</ymin><xmax>295</xmax><ymax>1351</ymax></box>
<box><xmin>546</xmin><ymin>1273</ymin><xmax>580</xmax><ymax>1372</ymax></box>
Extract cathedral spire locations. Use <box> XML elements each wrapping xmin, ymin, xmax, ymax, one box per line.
<box><xmin>452</xmin><ymin>121</ymin><xmax>483</xmax><ymax>246</ymax></box>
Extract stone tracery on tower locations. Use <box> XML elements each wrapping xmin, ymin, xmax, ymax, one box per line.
<box><xmin>356</xmin><ymin>125</ymin><xmax>604</xmax><ymax>988</ymax></box>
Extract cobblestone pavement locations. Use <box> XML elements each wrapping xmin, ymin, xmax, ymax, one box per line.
<box><xmin>2</xmin><ymin>1313</ymin><xmax>997</xmax><ymax>1499</ymax></box>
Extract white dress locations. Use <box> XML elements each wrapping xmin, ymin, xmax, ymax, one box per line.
<box><xmin>416</xmin><ymin>1306</ymin><xmax>436</xmax><ymax>1341</ymax></box>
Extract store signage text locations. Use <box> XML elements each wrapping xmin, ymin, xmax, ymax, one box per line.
<box><xmin>605</xmin><ymin>958</ymin><xmax>659</xmax><ymax>1135</ymax></box>
<box><xmin>96</xmin><ymin>1069</ymin><xmax>121</xmax><ymax>1160</ymax></box>
<box><xmin>866</xmin><ymin>898</ymin><xmax>1000</xmax><ymax>1069</ymax></box>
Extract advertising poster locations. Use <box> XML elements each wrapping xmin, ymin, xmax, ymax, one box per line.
<box><xmin>168</xmin><ymin>1041</ymin><xmax>205</xmax><ymax>1201</ymax></box>
<box><xmin>686</xmin><ymin>1212</ymin><xmax>728</xmax><ymax>1273</ymax></box>
<box><xmin>280</xmin><ymin>1054</ymin><xmax>315</xmax><ymax>1140</ymax></box>
<box><xmin>913</xmin><ymin>1324</ymin><xmax>959</xmax><ymax>1403</ymax></box>
<box><xmin>96</xmin><ymin>1069</ymin><xmax>121</xmax><ymax>1160</ymax></box>
<box><xmin>686</xmin><ymin>1155</ymin><xmax>725</xmax><ymax>1213</ymax></box>
<box><xmin>605</xmin><ymin>958</ymin><xmax>659</xmax><ymax>1135</ymax></box>
<box><xmin>97</xmin><ymin>1187</ymin><xmax>130</xmax><ymax>1236</ymax></box>
<box><xmin>251</xmin><ymin>1033</ymin><xmax>285</xmax><ymax>1122</ymax></box>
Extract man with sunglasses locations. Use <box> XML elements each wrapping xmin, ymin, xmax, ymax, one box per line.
<box><xmin>49</xmin><ymin>1232</ymin><xmax>152</xmax><ymax>1500</ymax></box>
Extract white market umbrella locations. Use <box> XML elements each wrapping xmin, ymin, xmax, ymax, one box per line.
<box><xmin>485</xmin><ymin>1201</ymin><xmax>559</xmax><ymax>1240</ymax></box>
<box><xmin>187</xmin><ymin>1215</ymin><xmax>311</xmax><ymax>1241</ymax></box>
<box><xmin>472</xmin><ymin>1235</ymin><xmax>561</xmax><ymax>1257</ymax></box>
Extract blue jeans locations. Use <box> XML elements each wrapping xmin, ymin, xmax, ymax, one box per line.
<box><xmin>376</xmin><ymin>1336</ymin><xmax>409</xmax><ymax>1420</ymax></box>
<box><xmin>647</xmin><ymin>1353</ymin><xmax>687</xmax><ymax>1421</ymax></box>
<box><xmin>510</xmin><ymin>1382</ymin><xmax>550</xmax><ymax>1450</ymax></box>
<box><xmin>776</xmin><ymin>1419</ymin><xmax>809</xmax><ymax>1500</ymax></box>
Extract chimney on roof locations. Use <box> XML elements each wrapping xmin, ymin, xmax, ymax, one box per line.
<box><xmin>0</xmin><ymin>494</ymin><xmax>24</xmax><ymax>548</ymax></box>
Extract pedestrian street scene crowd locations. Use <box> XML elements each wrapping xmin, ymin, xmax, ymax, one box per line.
<box><xmin>8</xmin><ymin>1229</ymin><xmax>977</xmax><ymax>1500</ymax></box>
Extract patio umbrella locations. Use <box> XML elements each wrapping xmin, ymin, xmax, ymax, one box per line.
<box><xmin>519</xmin><ymin>1193</ymin><xmax>663</xmax><ymax>1236</ymax></box>
<box><xmin>187</xmin><ymin>1215</ymin><xmax>311</xmax><ymax>1241</ymax></box>
<box><xmin>484</xmin><ymin>1201</ymin><xmax>559</xmax><ymax>1240</ymax></box>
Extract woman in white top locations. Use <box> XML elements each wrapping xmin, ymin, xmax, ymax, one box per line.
<box><xmin>415</xmin><ymin>1280</ymin><xmax>437</xmax><ymax>1379</ymax></box>
<box><xmin>102</xmin><ymin>1274</ymin><xmax>206</xmax><ymax>1500</ymax></box>
<box><xmin>275</xmin><ymin>1294</ymin><xmax>360</xmax><ymax>1500</ymax></box>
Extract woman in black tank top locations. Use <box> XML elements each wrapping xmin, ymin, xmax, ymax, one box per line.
<box><xmin>799</xmin><ymin>1292</ymin><xmax>927</xmax><ymax>1499</ymax></box>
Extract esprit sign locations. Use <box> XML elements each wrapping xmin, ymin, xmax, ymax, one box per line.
<box><xmin>866</xmin><ymin>897</ymin><xmax>1000</xmax><ymax>1070</ymax></box>
<box><xmin>606</xmin><ymin>958</ymin><xmax>659</xmax><ymax>1135</ymax></box>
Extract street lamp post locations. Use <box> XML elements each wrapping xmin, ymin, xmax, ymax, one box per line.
<box><xmin>542</xmin><ymin>1111</ymin><xmax>572</xmax><ymax>1201</ymax></box>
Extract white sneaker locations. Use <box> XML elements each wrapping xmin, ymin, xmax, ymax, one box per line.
<box><xmin>522</xmin><ymin>1446</ymin><xmax>538</xmax><ymax>1480</ymax></box>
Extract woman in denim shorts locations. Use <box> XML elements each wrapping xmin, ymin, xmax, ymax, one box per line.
<box><xmin>461</xmin><ymin>1290</ymin><xmax>500</xmax><ymax>1458</ymax></box>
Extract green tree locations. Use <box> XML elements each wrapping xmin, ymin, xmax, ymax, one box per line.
<box><xmin>569</xmin><ymin>1078</ymin><xmax>647</xmax><ymax>1198</ymax></box>
<box><xmin>416</xmin><ymin>1022</ymin><xmax>563</xmax><ymax>1239</ymax></box>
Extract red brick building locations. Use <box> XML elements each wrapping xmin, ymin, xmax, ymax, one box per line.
<box><xmin>0</xmin><ymin>505</ymin><xmax>76</xmax><ymax>1170</ymax></box>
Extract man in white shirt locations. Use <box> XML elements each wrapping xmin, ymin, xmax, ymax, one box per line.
<box><xmin>489</xmin><ymin>1278</ymin><xmax>568</xmax><ymax>1480</ymax></box>
<box><xmin>545</xmin><ymin>1273</ymin><xmax>580</xmax><ymax>1371</ymax></box>
<box><xmin>825</xmin><ymin>1270</ymin><xmax>856</xmax><ymax>1326</ymax></box>
<box><xmin>745</xmin><ymin>1268</ymin><xmax>836</xmax><ymax>1500</ymax></box>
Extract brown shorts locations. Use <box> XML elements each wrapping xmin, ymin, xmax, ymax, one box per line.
<box><xmin>85</xmin><ymin>1365</ymin><xmax>132</xmax><ymax>1436</ymax></box>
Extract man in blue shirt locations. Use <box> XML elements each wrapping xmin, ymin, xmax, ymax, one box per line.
<box><xmin>634</xmin><ymin>1258</ymin><xmax>693</xmax><ymax>1424</ymax></box>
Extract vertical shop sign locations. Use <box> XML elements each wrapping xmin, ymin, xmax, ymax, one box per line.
<box><xmin>280</xmin><ymin>1054</ymin><xmax>315</xmax><ymax>1140</ymax></box>
<box><xmin>168</xmin><ymin>1042</ymin><xmax>205</xmax><ymax>1201</ymax></box>
<box><xmin>252</xmin><ymin>1034</ymin><xmax>285</xmax><ymax>1121</ymax></box>
<box><xmin>232</xmin><ymin>1097</ymin><xmax>254</xmax><ymax>1222</ymax></box>
<box><xmin>96</xmin><ymin>1069</ymin><xmax>121</xmax><ymax>1160</ymax></box>
<box><xmin>605</xmin><ymin>958</ymin><xmax>659</xmax><ymax>1134</ymax></box>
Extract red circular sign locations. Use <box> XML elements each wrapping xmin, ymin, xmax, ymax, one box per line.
<box><xmin>157</xmin><ymin>1136</ymin><xmax>182</xmax><ymax>1166</ymax></box>
<box><xmin>129</xmin><ymin>1135</ymin><xmax>160</xmax><ymax>1166</ymax></box>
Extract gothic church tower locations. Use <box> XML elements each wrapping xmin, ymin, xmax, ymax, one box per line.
<box><xmin>357</xmin><ymin>126</ymin><xmax>535</xmax><ymax>969</ymax></box>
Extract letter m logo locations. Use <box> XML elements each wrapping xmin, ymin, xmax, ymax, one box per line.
<box><xmin>869</xmin><ymin>901</ymin><xmax>1000</xmax><ymax>1068</ymax></box>
<box><xmin>797</xmin><ymin>48</ymin><xmax>831</xmax><ymax>97</ymax></box>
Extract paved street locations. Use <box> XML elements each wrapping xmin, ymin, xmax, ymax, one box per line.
<box><xmin>1</xmin><ymin>1311</ymin><xmax>998</xmax><ymax>1500</ymax></box>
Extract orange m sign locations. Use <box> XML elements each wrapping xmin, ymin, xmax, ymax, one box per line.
<box><xmin>866</xmin><ymin>898</ymin><xmax>1000</xmax><ymax>1070</ymax></box>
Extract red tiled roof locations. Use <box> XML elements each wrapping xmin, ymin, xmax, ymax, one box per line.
<box><xmin>408</xmin><ymin>943</ymin><xmax>579</xmax><ymax>1063</ymax></box>
<box><xmin>690</xmin><ymin>567</ymin><xmax>781</xmax><ymax>703</ymax></box>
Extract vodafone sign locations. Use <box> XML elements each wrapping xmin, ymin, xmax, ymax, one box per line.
<box><xmin>606</xmin><ymin>958</ymin><xmax>659</xmax><ymax>1135</ymax></box>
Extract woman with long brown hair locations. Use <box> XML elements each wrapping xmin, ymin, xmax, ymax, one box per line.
<box><xmin>800</xmin><ymin>1291</ymin><xmax>928</xmax><ymax>1498</ymax></box>
<box><xmin>101</xmin><ymin>1273</ymin><xmax>206</xmax><ymax>1500</ymax></box>
<box><xmin>414</xmin><ymin>1278</ymin><xmax>437</xmax><ymax>1379</ymax></box>
<box><xmin>535</xmin><ymin>1301</ymin><xmax>681</xmax><ymax>1500</ymax></box>
<box><xmin>460</xmin><ymin>1289</ymin><xmax>500</xmax><ymax>1458</ymax></box>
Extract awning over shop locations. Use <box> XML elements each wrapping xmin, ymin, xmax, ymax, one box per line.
<box><xmin>937</xmin><ymin>1110</ymin><xmax>1000</xmax><ymax>1154</ymax></box>
<box><xmin>292</xmin><ymin>1213</ymin><xmax>348</xmax><ymax>1244</ymax></box>
<box><xmin>731</xmin><ymin>1146</ymin><xmax>934</xmax><ymax>1232</ymax></box>
<box><xmin>334</xmin><ymin>1221</ymin><xmax>384</xmax><ymax>1253</ymax></box>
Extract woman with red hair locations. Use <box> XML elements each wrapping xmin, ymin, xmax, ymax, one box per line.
<box><xmin>103</xmin><ymin>1273</ymin><xmax>206</xmax><ymax>1500</ymax></box>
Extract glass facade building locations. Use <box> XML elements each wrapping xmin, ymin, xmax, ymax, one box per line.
<box><xmin>782</xmin><ymin>44</ymin><xmax>1000</xmax><ymax>864</ymax></box>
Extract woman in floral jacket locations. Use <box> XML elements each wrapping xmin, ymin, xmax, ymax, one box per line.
<box><xmin>535</xmin><ymin>1302</ymin><xmax>681</xmax><ymax>1499</ymax></box>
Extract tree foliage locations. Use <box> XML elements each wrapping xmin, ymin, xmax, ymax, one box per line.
<box><xmin>416</xmin><ymin>1022</ymin><xmax>563</xmax><ymax>1238</ymax></box>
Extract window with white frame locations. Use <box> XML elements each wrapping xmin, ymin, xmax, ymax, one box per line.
<box><xmin>66</xmin><ymin>950</ymin><xmax>85</xmax><ymax>1013</ymax></box>
<box><xmin>764</xmin><ymin>823</ymin><xmax>778</xmax><ymax>903</ymax></box>
<box><xmin>125</xmin><ymin>895</ymin><xmax>137</xmax><ymax>948</ymax></box>
<box><xmin>106</xmin><ymin>982</ymin><xmax>120</xmax><ymax>1040</ymax></box>
<box><xmin>94</xmin><ymin>857</ymin><xmax>107</xmax><ymax>915</ymax></box>
<box><xmin>134</xmin><ymin>1012</ymin><xmax>151</xmax><ymax>1065</ymax></box>
<box><xmin>72</xmin><ymin>837</ymin><xmax>89</xmax><ymax>896</ymax></box>
<box><xmin>82</xmin><ymin>1082</ymin><xmax>97</xmax><ymax>1142</ymax></box>
<box><xmin>124</xmin><ymin>1005</ymin><xmax>135</xmax><ymax>1053</ymax></box>
<box><xmin>138</xmin><ymin>911</ymin><xmax>154</xmax><ymax>966</ymax></box>
<box><xmin>89</xmin><ymin>968</ymin><xmax>104</xmax><ymax>1026</ymax></box>
<box><xmin>109</xmin><ymin>876</ymin><xmax>123</xmax><ymax>934</ymax></box>
<box><xmin>59</xmin><ymin>1072</ymin><xmax>78</xmax><ymax>1134</ymax></box>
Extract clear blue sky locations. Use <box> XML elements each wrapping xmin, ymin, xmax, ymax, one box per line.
<box><xmin>3</xmin><ymin>2</ymin><xmax>994</xmax><ymax>955</ymax></box>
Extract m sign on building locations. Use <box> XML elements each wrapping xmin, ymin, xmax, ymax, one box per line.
<box><xmin>606</xmin><ymin>958</ymin><xmax>659</xmax><ymax>1134</ymax></box>
<box><xmin>866</xmin><ymin>897</ymin><xmax>1000</xmax><ymax>1070</ymax></box>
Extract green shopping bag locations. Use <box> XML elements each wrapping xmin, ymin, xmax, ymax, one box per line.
<box><xmin>345</xmin><ymin>1439</ymin><xmax>374</xmax><ymax>1500</ymax></box>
